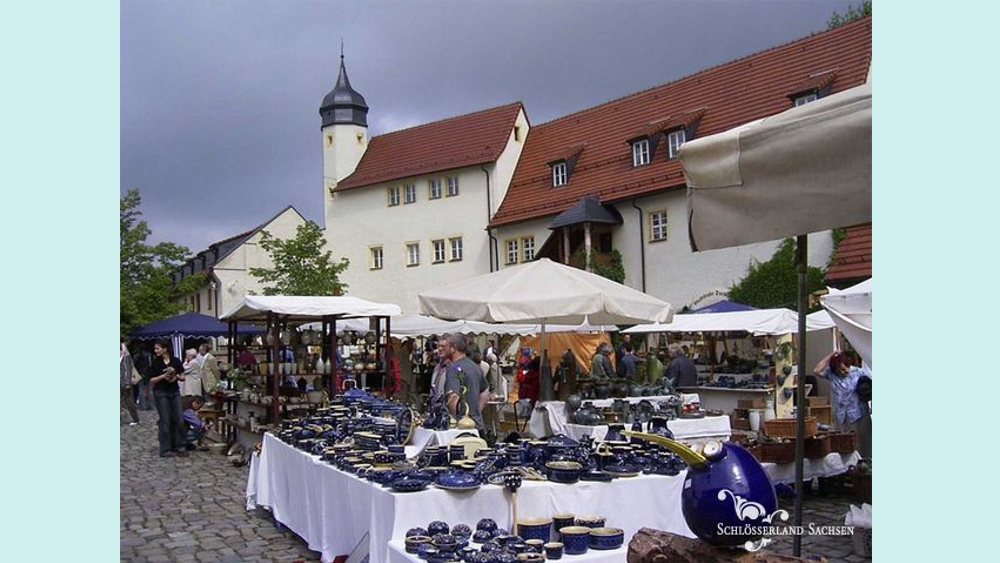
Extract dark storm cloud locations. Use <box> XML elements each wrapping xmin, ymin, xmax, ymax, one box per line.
<box><xmin>122</xmin><ymin>0</ymin><xmax>857</xmax><ymax>252</ymax></box>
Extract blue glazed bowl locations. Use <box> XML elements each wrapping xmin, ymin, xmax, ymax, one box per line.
<box><xmin>544</xmin><ymin>542</ymin><xmax>563</xmax><ymax>560</ymax></box>
<box><xmin>545</xmin><ymin>461</ymin><xmax>583</xmax><ymax>484</ymax></box>
<box><xmin>406</xmin><ymin>536</ymin><xmax>432</xmax><ymax>554</ymax></box>
<box><xmin>588</xmin><ymin>527</ymin><xmax>624</xmax><ymax>550</ymax></box>
<box><xmin>559</xmin><ymin>526</ymin><xmax>590</xmax><ymax>555</ymax></box>
<box><xmin>407</xmin><ymin>527</ymin><xmax>430</xmax><ymax>538</ymax></box>
<box><xmin>516</xmin><ymin>518</ymin><xmax>551</xmax><ymax>543</ymax></box>
<box><xmin>681</xmin><ymin>442</ymin><xmax>778</xmax><ymax>547</ymax></box>
<box><xmin>417</xmin><ymin>544</ymin><xmax>438</xmax><ymax>560</ymax></box>
<box><xmin>551</xmin><ymin>515</ymin><xmax>574</xmax><ymax>538</ymax></box>
<box><xmin>575</xmin><ymin>515</ymin><xmax>606</xmax><ymax>529</ymax></box>
<box><xmin>451</xmin><ymin>524</ymin><xmax>473</xmax><ymax>539</ymax></box>
<box><xmin>472</xmin><ymin>530</ymin><xmax>492</xmax><ymax>544</ymax></box>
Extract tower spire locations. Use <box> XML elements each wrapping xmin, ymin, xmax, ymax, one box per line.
<box><xmin>319</xmin><ymin>46</ymin><xmax>368</xmax><ymax>128</ymax></box>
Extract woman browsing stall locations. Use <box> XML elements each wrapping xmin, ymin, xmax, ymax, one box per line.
<box><xmin>147</xmin><ymin>340</ymin><xmax>188</xmax><ymax>458</ymax></box>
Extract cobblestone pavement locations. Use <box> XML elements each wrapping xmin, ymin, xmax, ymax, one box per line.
<box><xmin>120</xmin><ymin>420</ymin><xmax>320</xmax><ymax>563</ymax></box>
<box><xmin>121</xmin><ymin>418</ymin><xmax>868</xmax><ymax>562</ymax></box>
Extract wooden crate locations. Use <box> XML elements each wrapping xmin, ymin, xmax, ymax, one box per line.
<box><xmin>731</xmin><ymin>417</ymin><xmax>751</xmax><ymax>431</ymax></box>
<box><xmin>764</xmin><ymin>416</ymin><xmax>818</xmax><ymax>438</ymax></box>
<box><xmin>737</xmin><ymin>398</ymin><xmax>766</xmax><ymax>410</ymax></box>
<box><xmin>758</xmin><ymin>441</ymin><xmax>796</xmax><ymax>464</ymax></box>
<box><xmin>829</xmin><ymin>432</ymin><xmax>858</xmax><ymax>454</ymax></box>
<box><xmin>804</xmin><ymin>435</ymin><xmax>831</xmax><ymax>459</ymax></box>
<box><xmin>807</xmin><ymin>404</ymin><xmax>832</xmax><ymax>425</ymax></box>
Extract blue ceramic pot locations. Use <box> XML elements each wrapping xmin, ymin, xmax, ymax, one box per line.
<box><xmin>559</xmin><ymin>527</ymin><xmax>590</xmax><ymax>555</ymax></box>
<box><xmin>545</xmin><ymin>461</ymin><xmax>582</xmax><ymax>484</ymax></box>
<box><xmin>588</xmin><ymin>527</ymin><xmax>624</xmax><ymax>550</ymax></box>
<box><xmin>516</xmin><ymin>518</ymin><xmax>551</xmax><ymax>543</ymax></box>
<box><xmin>451</xmin><ymin>524</ymin><xmax>472</xmax><ymax>539</ymax></box>
<box><xmin>407</xmin><ymin>527</ymin><xmax>429</xmax><ymax>538</ymax></box>
<box><xmin>472</xmin><ymin>530</ymin><xmax>492</xmax><ymax>544</ymax></box>
<box><xmin>552</xmin><ymin>515</ymin><xmax>575</xmax><ymax>538</ymax></box>
<box><xmin>476</xmin><ymin>518</ymin><xmax>498</xmax><ymax>533</ymax></box>
<box><xmin>574</xmin><ymin>516</ymin><xmax>605</xmax><ymax>529</ymax></box>
<box><xmin>406</xmin><ymin>536</ymin><xmax>432</xmax><ymax>553</ymax></box>
<box><xmin>428</xmin><ymin>521</ymin><xmax>450</xmax><ymax>537</ymax></box>
<box><xmin>544</xmin><ymin>542</ymin><xmax>563</xmax><ymax>560</ymax></box>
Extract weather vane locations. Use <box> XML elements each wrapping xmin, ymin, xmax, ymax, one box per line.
<box><xmin>340</xmin><ymin>38</ymin><xmax>344</xmax><ymax>60</ymax></box>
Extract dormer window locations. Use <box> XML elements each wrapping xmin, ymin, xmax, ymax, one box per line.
<box><xmin>552</xmin><ymin>162</ymin><xmax>568</xmax><ymax>187</ymax></box>
<box><xmin>632</xmin><ymin>139</ymin><xmax>650</xmax><ymax>167</ymax></box>
<box><xmin>667</xmin><ymin>129</ymin><xmax>686</xmax><ymax>159</ymax></box>
<box><xmin>794</xmin><ymin>93</ymin><xmax>818</xmax><ymax>107</ymax></box>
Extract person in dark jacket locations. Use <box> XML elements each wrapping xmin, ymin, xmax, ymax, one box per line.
<box><xmin>147</xmin><ymin>339</ymin><xmax>188</xmax><ymax>458</ymax></box>
<box><xmin>665</xmin><ymin>343</ymin><xmax>698</xmax><ymax>388</ymax></box>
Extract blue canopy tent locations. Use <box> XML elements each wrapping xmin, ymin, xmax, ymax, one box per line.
<box><xmin>689</xmin><ymin>300</ymin><xmax>756</xmax><ymax>314</ymax></box>
<box><xmin>130</xmin><ymin>312</ymin><xmax>263</xmax><ymax>356</ymax></box>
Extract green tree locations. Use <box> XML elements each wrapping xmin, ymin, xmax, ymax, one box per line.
<box><xmin>120</xmin><ymin>189</ymin><xmax>193</xmax><ymax>337</ymax></box>
<box><xmin>728</xmin><ymin>238</ymin><xmax>826</xmax><ymax>311</ymax></box>
<box><xmin>249</xmin><ymin>221</ymin><xmax>350</xmax><ymax>296</ymax></box>
<box><xmin>828</xmin><ymin>1</ymin><xmax>871</xmax><ymax>29</ymax></box>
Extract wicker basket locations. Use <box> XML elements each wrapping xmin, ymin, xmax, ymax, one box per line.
<box><xmin>804</xmin><ymin>435</ymin><xmax>831</xmax><ymax>459</ymax></box>
<box><xmin>758</xmin><ymin>441</ymin><xmax>796</xmax><ymax>464</ymax></box>
<box><xmin>731</xmin><ymin>417</ymin><xmax>751</xmax><ymax>431</ymax></box>
<box><xmin>829</xmin><ymin>432</ymin><xmax>858</xmax><ymax>454</ymax></box>
<box><xmin>764</xmin><ymin>416</ymin><xmax>818</xmax><ymax>438</ymax></box>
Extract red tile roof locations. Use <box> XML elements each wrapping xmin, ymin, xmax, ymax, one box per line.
<box><xmin>491</xmin><ymin>16</ymin><xmax>872</xmax><ymax>227</ymax></box>
<box><xmin>826</xmin><ymin>223</ymin><xmax>872</xmax><ymax>283</ymax></box>
<box><xmin>335</xmin><ymin>102</ymin><xmax>524</xmax><ymax>191</ymax></box>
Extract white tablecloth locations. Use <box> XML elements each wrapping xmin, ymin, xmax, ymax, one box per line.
<box><xmin>387</xmin><ymin>539</ymin><xmax>627</xmax><ymax>563</ymax></box>
<box><xmin>248</xmin><ymin>434</ymin><xmax>376</xmax><ymax>562</ymax></box>
<box><xmin>409</xmin><ymin>427</ymin><xmax>480</xmax><ymax>455</ymax></box>
<box><xmin>248</xmin><ymin>433</ymin><xmax>694</xmax><ymax>563</ymax></box>
<box><xmin>562</xmin><ymin>416</ymin><xmax>731</xmax><ymax>444</ymax></box>
<box><xmin>527</xmin><ymin>396</ymin><xmax>701</xmax><ymax>438</ymax></box>
<box><xmin>762</xmin><ymin>452</ymin><xmax>861</xmax><ymax>484</ymax></box>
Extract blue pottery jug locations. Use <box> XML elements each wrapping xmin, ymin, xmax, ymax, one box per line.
<box><xmin>624</xmin><ymin>432</ymin><xmax>781</xmax><ymax>548</ymax></box>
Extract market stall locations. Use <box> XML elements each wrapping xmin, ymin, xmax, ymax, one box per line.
<box><xmin>220</xmin><ymin>295</ymin><xmax>401</xmax><ymax>440</ymax></box>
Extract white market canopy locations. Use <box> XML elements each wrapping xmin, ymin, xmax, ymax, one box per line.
<box><xmin>325</xmin><ymin>315</ymin><xmax>617</xmax><ymax>338</ymax></box>
<box><xmin>623</xmin><ymin>307</ymin><xmax>835</xmax><ymax>336</ymax></box>
<box><xmin>680</xmin><ymin>80</ymin><xmax>872</xmax><ymax>251</ymax></box>
<box><xmin>418</xmin><ymin>258</ymin><xmax>672</xmax><ymax>325</ymax></box>
<box><xmin>220</xmin><ymin>295</ymin><xmax>402</xmax><ymax>322</ymax></box>
<box><xmin>821</xmin><ymin>278</ymin><xmax>872</xmax><ymax>367</ymax></box>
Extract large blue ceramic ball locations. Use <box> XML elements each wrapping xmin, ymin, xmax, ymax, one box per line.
<box><xmin>476</xmin><ymin>518</ymin><xmax>498</xmax><ymax>533</ymax></box>
<box><xmin>681</xmin><ymin>443</ymin><xmax>779</xmax><ymax>547</ymax></box>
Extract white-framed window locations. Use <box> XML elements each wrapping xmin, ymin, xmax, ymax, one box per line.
<box><xmin>632</xmin><ymin>138</ymin><xmax>650</xmax><ymax>167</ymax></box>
<box><xmin>406</xmin><ymin>242</ymin><xmax>420</xmax><ymax>266</ymax></box>
<box><xmin>552</xmin><ymin>162</ymin><xmax>568</xmax><ymax>187</ymax></box>
<box><xmin>432</xmin><ymin>239</ymin><xmax>446</xmax><ymax>264</ymax></box>
<box><xmin>667</xmin><ymin>129</ymin><xmax>686</xmax><ymax>159</ymax></box>
<box><xmin>794</xmin><ymin>93</ymin><xmax>818</xmax><ymax>107</ymax></box>
<box><xmin>505</xmin><ymin>239</ymin><xmax>519</xmax><ymax>265</ymax></box>
<box><xmin>404</xmin><ymin>183</ymin><xmax>416</xmax><ymax>204</ymax></box>
<box><xmin>369</xmin><ymin>246</ymin><xmax>384</xmax><ymax>270</ymax></box>
<box><xmin>522</xmin><ymin>236</ymin><xmax>535</xmax><ymax>262</ymax></box>
<box><xmin>649</xmin><ymin>210</ymin><xmax>668</xmax><ymax>242</ymax></box>
<box><xmin>429</xmin><ymin>178</ymin><xmax>442</xmax><ymax>199</ymax></box>
<box><xmin>387</xmin><ymin>186</ymin><xmax>400</xmax><ymax>206</ymax></box>
<box><xmin>449</xmin><ymin>237</ymin><xmax>463</xmax><ymax>261</ymax></box>
<box><xmin>447</xmin><ymin>176</ymin><xmax>459</xmax><ymax>197</ymax></box>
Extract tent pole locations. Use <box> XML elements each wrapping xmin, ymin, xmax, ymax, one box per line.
<box><xmin>793</xmin><ymin>234</ymin><xmax>808</xmax><ymax>557</ymax></box>
<box><xmin>331</xmin><ymin>317</ymin><xmax>338</xmax><ymax>395</ymax></box>
<box><xmin>539</xmin><ymin>320</ymin><xmax>552</xmax><ymax>401</ymax></box>
<box><xmin>270</xmin><ymin>312</ymin><xmax>280</xmax><ymax>426</ymax></box>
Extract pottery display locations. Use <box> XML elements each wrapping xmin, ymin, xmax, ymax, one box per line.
<box><xmin>559</xmin><ymin>526</ymin><xmax>590</xmax><ymax>555</ymax></box>
<box><xmin>588</xmin><ymin>527</ymin><xmax>624</xmax><ymax>550</ymax></box>
<box><xmin>544</xmin><ymin>542</ymin><xmax>563</xmax><ymax>560</ymax></box>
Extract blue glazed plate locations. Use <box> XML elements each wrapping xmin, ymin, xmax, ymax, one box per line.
<box><xmin>434</xmin><ymin>482</ymin><xmax>481</xmax><ymax>492</ymax></box>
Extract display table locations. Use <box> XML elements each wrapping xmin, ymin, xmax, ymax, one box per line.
<box><xmin>409</xmin><ymin>427</ymin><xmax>480</xmax><ymax>456</ymax></box>
<box><xmin>248</xmin><ymin>433</ymin><xmax>694</xmax><ymax>563</ymax></box>
<box><xmin>528</xmin><ymin>400</ymin><xmax>729</xmax><ymax>443</ymax></box>
<box><xmin>562</xmin><ymin>416</ymin><xmax>732</xmax><ymax>445</ymax></box>
<box><xmin>387</xmin><ymin>539</ymin><xmax>627</xmax><ymax>563</ymax></box>
<box><xmin>762</xmin><ymin>451</ymin><xmax>860</xmax><ymax>485</ymax></box>
<box><xmin>675</xmin><ymin>386</ymin><xmax>774</xmax><ymax>413</ymax></box>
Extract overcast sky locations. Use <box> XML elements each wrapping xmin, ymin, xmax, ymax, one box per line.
<box><xmin>122</xmin><ymin>0</ymin><xmax>857</xmax><ymax>252</ymax></box>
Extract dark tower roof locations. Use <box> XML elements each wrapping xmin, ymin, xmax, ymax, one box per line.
<box><xmin>319</xmin><ymin>52</ymin><xmax>368</xmax><ymax>128</ymax></box>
